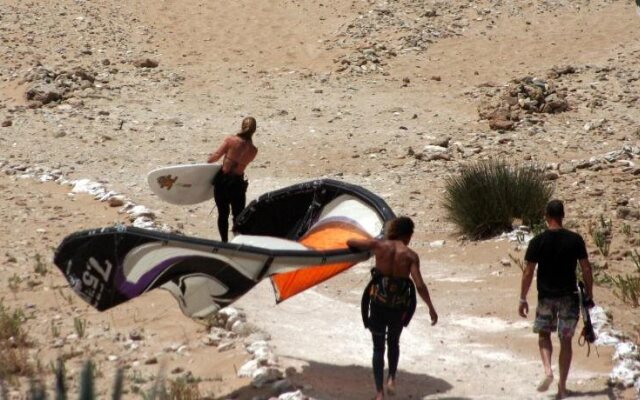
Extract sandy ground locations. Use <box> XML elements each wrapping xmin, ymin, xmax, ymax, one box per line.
<box><xmin>1</xmin><ymin>0</ymin><xmax>639</xmax><ymax>399</ymax></box>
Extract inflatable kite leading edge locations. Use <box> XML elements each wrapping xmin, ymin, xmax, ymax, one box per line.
<box><xmin>53</xmin><ymin>179</ymin><xmax>395</xmax><ymax>318</ymax></box>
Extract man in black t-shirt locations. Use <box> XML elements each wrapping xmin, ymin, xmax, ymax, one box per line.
<box><xmin>518</xmin><ymin>200</ymin><xmax>594</xmax><ymax>400</ymax></box>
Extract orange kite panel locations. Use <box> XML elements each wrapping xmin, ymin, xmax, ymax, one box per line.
<box><xmin>271</xmin><ymin>221</ymin><xmax>372</xmax><ymax>302</ymax></box>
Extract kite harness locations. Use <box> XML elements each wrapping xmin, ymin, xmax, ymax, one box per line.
<box><xmin>361</xmin><ymin>268</ymin><xmax>417</xmax><ymax>328</ymax></box>
<box><xmin>577</xmin><ymin>281</ymin><xmax>597</xmax><ymax>357</ymax></box>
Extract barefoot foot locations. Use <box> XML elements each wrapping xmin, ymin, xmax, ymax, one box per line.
<box><xmin>387</xmin><ymin>378</ymin><xmax>396</xmax><ymax>396</ymax></box>
<box><xmin>536</xmin><ymin>375</ymin><xmax>554</xmax><ymax>392</ymax></box>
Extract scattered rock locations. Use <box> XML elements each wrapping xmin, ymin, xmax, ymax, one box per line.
<box><xmin>489</xmin><ymin>118</ymin><xmax>515</xmax><ymax>131</ymax></box>
<box><xmin>129</xmin><ymin>330</ymin><xmax>144</xmax><ymax>341</ymax></box>
<box><xmin>108</xmin><ymin>195</ymin><xmax>126</xmax><ymax>207</ymax></box>
<box><xmin>545</xmin><ymin>171</ymin><xmax>560</xmax><ymax>181</ymax></box>
<box><xmin>133</xmin><ymin>58</ymin><xmax>159</xmax><ymax>68</ymax></box>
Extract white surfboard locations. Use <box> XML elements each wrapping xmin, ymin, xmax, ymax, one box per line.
<box><xmin>147</xmin><ymin>163</ymin><xmax>222</xmax><ymax>205</ymax></box>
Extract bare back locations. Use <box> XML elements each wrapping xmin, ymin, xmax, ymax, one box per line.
<box><xmin>208</xmin><ymin>135</ymin><xmax>258</xmax><ymax>175</ymax></box>
<box><xmin>371</xmin><ymin>240</ymin><xmax>417</xmax><ymax>279</ymax></box>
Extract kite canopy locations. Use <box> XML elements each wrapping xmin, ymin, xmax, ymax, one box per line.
<box><xmin>54</xmin><ymin>179</ymin><xmax>395</xmax><ymax>318</ymax></box>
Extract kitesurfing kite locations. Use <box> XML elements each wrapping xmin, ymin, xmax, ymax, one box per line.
<box><xmin>54</xmin><ymin>179</ymin><xmax>395</xmax><ymax>318</ymax></box>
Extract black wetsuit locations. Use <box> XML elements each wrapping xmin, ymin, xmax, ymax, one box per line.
<box><xmin>362</xmin><ymin>269</ymin><xmax>416</xmax><ymax>392</ymax></box>
<box><xmin>213</xmin><ymin>172</ymin><xmax>248</xmax><ymax>242</ymax></box>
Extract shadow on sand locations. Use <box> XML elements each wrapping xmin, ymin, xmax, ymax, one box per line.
<box><xmin>216</xmin><ymin>359</ymin><xmax>460</xmax><ymax>400</ymax></box>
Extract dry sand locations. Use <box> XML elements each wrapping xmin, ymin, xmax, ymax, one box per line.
<box><xmin>1</xmin><ymin>0</ymin><xmax>639</xmax><ymax>399</ymax></box>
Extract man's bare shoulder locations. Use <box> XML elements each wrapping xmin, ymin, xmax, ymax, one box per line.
<box><xmin>405</xmin><ymin>247</ymin><xmax>419</xmax><ymax>262</ymax></box>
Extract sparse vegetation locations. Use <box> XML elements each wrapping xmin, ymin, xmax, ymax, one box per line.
<box><xmin>609</xmin><ymin>273</ymin><xmax>640</xmax><ymax>307</ymax></box>
<box><xmin>0</xmin><ymin>298</ymin><xmax>33</xmax><ymax>380</ymax></box>
<box><xmin>58</xmin><ymin>289</ymin><xmax>74</xmax><ymax>305</ymax></box>
<box><xmin>508</xmin><ymin>253</ymin><xmax>525</xmax><ymax>272</ymax></box>
<box><xmin>443</xmin><ymin>160</ymin><xmax>553</xmax><ymax>239</ymax></box>
<box><xmin>33</xmin><ymin>253</ymin><xmax>48</xmax><ymax>276</ymax></box>
<box><xmin>51</xmin><ymin>320</ymin><xmax>60</xmax><ymax>338</ymax></box>
<box><xmin>591</xmin><ymin>261</ymin><xmax>612</xmax><ymax>286</ymax></box>
<box><xmin>622</xmin><ymin>223</ymin><xmax>632</xmax><ymax>238</ymax></box>
<box><xmin>8</xmin><ymin>273</ymin><xmax>22</xmax><ymax>295</ymax></box>
<box><xmin>73</xmin><ymin>317</ymin><xmax>87</xmax><ymax>339</ymax></box>
<box><xmin>79</xmin><ymin>361</ymin><xmax>96</xmax><ymax>400</ymax></box>
<box><xmin>590</xmin><ymin>215</ymin><xmax>613</xmax><ymax>258</ymax></box>
<box><xmin>167</xmin><ymin>377</ymin><xmax>200</xmax><ymax>400</ymax></box>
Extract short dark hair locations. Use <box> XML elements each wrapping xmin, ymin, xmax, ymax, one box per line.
<box><xmin>545</xmin><ymin>199</ymin><xmax>565</xmax><ymax>220</ymax></box>
<box><xmin>385</xmin><ymin>216</ymin><xmax>414</xmax><ymax>240</ymax></box>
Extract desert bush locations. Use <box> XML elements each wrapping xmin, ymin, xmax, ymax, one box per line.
<box><xmin>0</xmin><ymin>299</ymin><xmax>33</xmax><ymax>380</ymax></box>
<box><xmin>443</xmin><ymin>160</ymin><xmax>553</xmax><ymax>239</ymax></box>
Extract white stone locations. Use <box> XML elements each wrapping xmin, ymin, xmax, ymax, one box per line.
<box><xmin>614</xmin><ymin>342</ymin><xmax>638</xmax><ymax>361</ymax></box>
<box><xmin>247</xmin><ymin>340</ymin><xmax>270</xmax><ymax>355</ymax></box>
<box><xmin>237</xmin><ymin>359</ymin><xmax>260</xmax><ymax>378</ymax></box>
<box><xmin>251</xmin><ymin>366</ymin><xmax>282</xmax><ymax>388</ymax></box>
<box><xmin>128</xmin><ymin>205</ymin><xmax>155</xmax><ymax>219</ymax></box>
<box><xmin>217</xmin><ymin>340</ymin><xmax>235</xmax><ymax>352</ymax></box>
<box><xmin>278</xmin><ymin>390</ymin><xmax>305</xmax><ymax>400</ymax></box>
<box><xmin>71</xmin><ymin>179</ymin><xmax>105</xmax><ymax>196</ymax></box>
<box><xmin>422</xmin><ymin>145</ymin><xmax>448</xmax><ymax>154</ymax></box>
<box><xmin>609</xmin><ymin>359</ymin><xmax>640</xmax><ymax>387</ymax></box>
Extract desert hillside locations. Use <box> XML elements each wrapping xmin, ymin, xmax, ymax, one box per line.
<box><xmin>1</xmin><ymin>0</ymin><xmax>639</xmax><ymax>399</ymax></box>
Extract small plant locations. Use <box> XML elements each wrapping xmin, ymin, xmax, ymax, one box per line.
<box><xmin>609</xmin><ymin>274</ymin><xmax>640</xmax><ymax>307</ymax></box>
<box><xmin>0</xmin><ymin>299</ymin><xmax>27</xmax><ymax>344</ymax></box>
<box><xmin>631</xmin><ymin>249</ymin><xmax>640</xmax><ymax>273</ymax></box>
<box><xmin>8</xmin><ymin>274</ymin><xmax>22</xmax><ymax>294</ymax></box>
<box><xmin>168</xmin><ymin>377</ymin><xmax>200</xmax><ymax>400</ymax></box>
<box><xmin>79</xmin><ymin>361</ymin><xmax>95</xmax><ymax>400</ymax></box>
<box><xmin>142</xmin><ymin>368</ymin><xmax>168</xmax><ymax>400</ymax></box>
<box><xmin>73</xmin><ymin>317</ymin><xmax>87</xmax><ymax>339</ymax></box>
<box><xmin>508</xmin><ymin>253</ymin><xmax>525</xmax><ymax>272</ymax></box>
<box><xmin>33</xmin><ymin>253</ymin><xmax>48</xmax><ymax>276</ymax></box>
<box><xmin>54</xmin><ymin>358</ymin><xmax>66</xmax><ymax>400</ymax></box>
<box><xmin>0</xmin><ymin>299</ymin><xmax>33</xmax><ymax>380</ymax></box>
<box><xmin>591</xmin><ymin>261</ymin><xmax>612</xmax><ymax>286</ymax></box>
<box><xmin>531</xmin><ymin>221</ymin><xmax>546</xmax><ymax>237</ymax></box>
<box><xmin>28</xmin><ymin>378</ymin><xmax>47</xmax><ymax>400</ymax></box>
<box><xmin>112</xmin><ymin>368</ymin><xmax>124</xmax><ymax>400</ymax></box>
<box><xmin>589</xmin><ymin>215</ymin><xmax>612</xmax><ymax>257</ymax></box>
<box><xmin>443</xmin><ymin>160</ymin><xmax>553</xmax><ymax>239</ymax></box>
<box><xmin>622</xmin><ymin>223</ymin><xmax>632</xmax><ymax>238</ymax></box>
<box><xmin>51</xmin><ymin>320</ymin><xmax>60</xmax><ymax>338</ymax></box>
<box><xmin>58</xmin><ymin>289</ymin><xmax>74</xmax><ymax>305</ymax></box>
<box><xmin>132</xmin><ymin>370</ymin><xmax>147</xmax><ymax>384</ymax></box>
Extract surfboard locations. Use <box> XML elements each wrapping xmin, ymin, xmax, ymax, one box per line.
<box><xmin>147</xmin><ymin>163</ymin><xmax>221</xmax><ymax>205</ymax></box>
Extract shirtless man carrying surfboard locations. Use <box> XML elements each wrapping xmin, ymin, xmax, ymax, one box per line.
<box><xmin>208</xmin><ymin>117</ymin><xmax>258</xmax><ymax>242</ymax></box>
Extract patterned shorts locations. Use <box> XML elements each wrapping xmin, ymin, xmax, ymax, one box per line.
<box><xmin>533</xmin><ymin>295</ymin><xmax>579</xmax><ymax>339</ymax></box>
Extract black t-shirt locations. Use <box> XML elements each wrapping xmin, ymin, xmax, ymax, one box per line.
<box><xmin>525</xmin><ymin>228</ymin><xmax>588</xmax><ymax>299</ymax></box>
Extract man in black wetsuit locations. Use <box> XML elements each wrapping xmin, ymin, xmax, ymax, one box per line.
<box><xmin>518</xmin><ymin>200</ymin><xmax>594</xmax><ymax>400</ymax></box>
<box><xmin>348</xmin><ymin>217</ymin><xmax>438</xmax><ymax>400</ymax></box>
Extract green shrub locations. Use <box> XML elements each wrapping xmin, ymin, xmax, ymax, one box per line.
<box><xmin>443</xmin><ymin>160</ymin><xmax>553</xmax><ymax>239</ymax></box>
